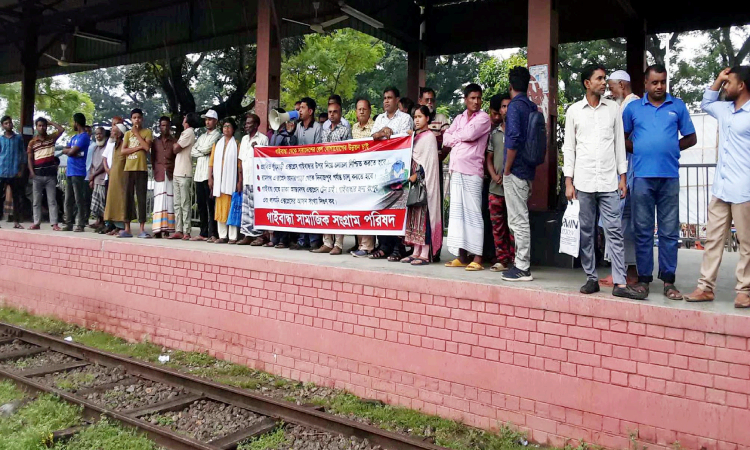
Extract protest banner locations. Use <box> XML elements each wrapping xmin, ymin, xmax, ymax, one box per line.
<box><xmin>253</xmin><ymin>135</ymin><xmax>413</xmax><ymax>235</ymax></box>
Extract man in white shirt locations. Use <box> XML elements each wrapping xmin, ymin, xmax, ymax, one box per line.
<box><xmin>190</xmin><ymin>109</ymin><xmax>222</xmax><ymax>241</ymax></box>
<box><xmin>237</xmin><ymin>113</ymin><xmax>269</xmax><ymax>246</ymax></box>
<box><xmin>371</xmin><ymin>87</ymin><xmax>414</xmax><ymax>139</ymax></box>
<box><xmin>562</xmin><ymin>64</ymin><xmax>645</xmax><ymax>300</ymax></box>
<box><xmin>369</xmin><ymin>87</ymin><xmax>413</xmax><ymax>261</ymax></box>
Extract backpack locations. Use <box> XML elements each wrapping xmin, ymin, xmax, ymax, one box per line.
<box><xmin>521</xmin><ymin>109</ymin><xmax>547</xmax><ymax>167</ymax></box>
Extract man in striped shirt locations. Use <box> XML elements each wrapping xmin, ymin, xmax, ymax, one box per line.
<box><xmin>27</xmin><ymin>118</ymin><xmax>64</xmax><ymax>230</ymax></box>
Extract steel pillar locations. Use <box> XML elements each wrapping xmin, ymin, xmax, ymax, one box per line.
<box><xmin>626</xmin><ymin>19</ymin><xmax>647</xmax><ymax>97</ymax></box>
<box><xmin>407</xmin><ymin>50</ymin><xmax>426</xmax><ymax>102</ymax></box>
<box><xmin>20</xmin><ymin>18</ymin><xmax>39</xmax><ymax>141</ymax></box>
<box><xmin>527</xmin><ymin>0</ymin><xmax>559</xmax><ymax>211</ymax></box>
<box><xmin>256</xmin><ymin>0</ymin><xmax>281</xmax><ymax>134</ymax></box>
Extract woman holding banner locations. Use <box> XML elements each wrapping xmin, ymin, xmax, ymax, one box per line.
<box><xmin>402</xmin><ymin>106</ymin><xmax>443</xmax><ymax>265</ymax></box>
<box><xmin>208</xmin><ymin>118</ymin><xmax>242</xmax><ymax>244</ymax></box>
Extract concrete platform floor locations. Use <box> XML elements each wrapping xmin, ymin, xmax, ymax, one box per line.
<box><xmin>4</xmin><ymin>221</ymin><xmax>746</xmax><ymax>317</ymax></box>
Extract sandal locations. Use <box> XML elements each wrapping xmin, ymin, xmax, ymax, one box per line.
<box><xmin>387</xmin><ymin>251</ymin><xmax>402</xmax><ymax>262</ymax></box>
<box><xmin>466</xmin><ymin>262</ymin><xmax>484</xmax><ymax>271</ymax></box>
<box><xmin>411</xmin><ymin>258</ymin><xmax>430</xmax><ymax>266</ymax></box>
<box><xmin>735</xmin><ymin>293</ymin><xmax>750</xmax><ymax>308</ymax></box>
<box><xmin>664</xmin><ymin>283</ymin><xmax>682</xmax><ymax>301</ymax></box>
<box><xmin>400</xmin><ymin>256</ymin><xmax>416</xmax><ymax>263</ymax></box>
<box><xmin>13</xmin><ymin>223</ymin><xmax>24</xmax><ymax>229</ymax></box>
<box><xmin>368</xmin><ymin>249</ymin><xmax>386</xmax><ymax>259</ymax></box>
<box><xmin>489</xmin><ymin>263</ymin><xmax>508</xmax><ymax>272</ymax></box>
<box><xmin>264</xmin><ymin>242</ymin><xmax>275</xmax><ymax>247</ymax></box>
<box><xmin>444</xmin><ymin>258</ymin><xmax>468</xmax><ymax>268</ymax></box>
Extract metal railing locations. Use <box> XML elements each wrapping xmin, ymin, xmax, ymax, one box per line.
<box><xmin>679</xmin><ymin>163</ymin><xmax>715</xmax><ymax>242</ymax></box>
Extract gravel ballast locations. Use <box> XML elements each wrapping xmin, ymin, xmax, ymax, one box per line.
<box><xmin>145</xmin><ymin>399</ymin><xmax>265</xmax><ymax>442</ymax></box>
<box><xmin>0</xmin><ymin>351</ymin><xmax>79</xmax><ymax>371</ymax></box>
<box><xmin>34</xmin><ymin>364</ymin><xmax>128</xmax><ymax>392</ymax></box>
<box><xmin>85</xmin><ymin>378</ymin><xmax>189</xmax><ymax>411</ymax></box>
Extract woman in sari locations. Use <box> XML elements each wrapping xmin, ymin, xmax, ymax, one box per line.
<box><xmin>103</xmin><ymin>118</ymin><xmax>126</xmax><ymax>235</ymax></box>
<box><xmin>208</xmin><ymin>118</ymin><xmax>242</xmax><ymax>244</ymax></box>
<box><xmin>401</xmin><ymin>106</ymin><xmax>443</xmax><ymax>265</ymax></box>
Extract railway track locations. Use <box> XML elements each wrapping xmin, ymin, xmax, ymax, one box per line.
<box><xmin>0</xmin><ymin>322</ymin><xmax>445</xmax><ymax>450</ymax></box>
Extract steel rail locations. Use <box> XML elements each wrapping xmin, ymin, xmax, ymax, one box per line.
<box><xmin>0</xmin><ymin>322</ymin><xmax>445</xmax><ymax>450</ymax></box>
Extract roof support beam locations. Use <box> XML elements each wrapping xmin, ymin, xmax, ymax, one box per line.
<box><xmin>256</xmin><ymin>0</ymin><xmax>281</xmax><ymax>134</ymax></box>
<box><xmin>614</xmin><ymin>0</ymin><xmax>638</xmax><ymax>19</ymax></box>
<box><xmin>527</xmin><ymin>0</ymin><xmax>559</xmax><ymax>212</ymax></box>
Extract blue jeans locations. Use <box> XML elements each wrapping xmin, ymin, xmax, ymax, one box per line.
<box><xmin>297</xmin><ymin>233</ymin><xmax>321</xmax><ymax>247</ymax></box>
<box><xmin>632</xmin><ymin>177</ymin><xmax>679</xmax><ymax>284</ymax></box>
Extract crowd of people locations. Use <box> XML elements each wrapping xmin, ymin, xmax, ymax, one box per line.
<box><xmin>0</xmin><ymin>64</ymin><xmax>747</xmax><ymax>305</ymax></box>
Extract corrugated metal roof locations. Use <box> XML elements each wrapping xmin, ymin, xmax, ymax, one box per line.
<box><xmin>0</xmin><ymin>0</ymin><xmax>420</xmax><ymax>83</ymax></box>
<box><xmin>2</xmin><ymin>0</ymin><xmax>750</xmax><ymax>83</ymax></box>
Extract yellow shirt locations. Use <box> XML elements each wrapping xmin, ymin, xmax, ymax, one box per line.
<box><xmin>123</xmin><ymin>128</ymin><xmax>153</xmax><ymax>172</ymax></box>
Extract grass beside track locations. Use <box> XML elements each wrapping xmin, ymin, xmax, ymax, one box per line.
<box><xmin>0</xmin><ymin>305</ymin><xmax>538</xmax><ymax>450</ymax></box>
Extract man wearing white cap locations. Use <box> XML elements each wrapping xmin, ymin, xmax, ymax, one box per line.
<box><xmin>598</xmin><ymin>70</ymin><xmax>641</xmax><ymax>286</ymax></box>
<box><xmin>190</xmin><ymin>109</ymin><xmax>222</xmax><ymax>241</ymax></box>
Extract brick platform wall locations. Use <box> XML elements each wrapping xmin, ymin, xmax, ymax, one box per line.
<box><xmin>1</xmin><ymin>231</ymin><xmax>749</xmax><ymax>450</ymax></box>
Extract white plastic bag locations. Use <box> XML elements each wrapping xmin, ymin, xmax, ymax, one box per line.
<box><xmin>559</xmin><ymin>199</ymin><xmax>580</xmax><ymax>258</ymax></box>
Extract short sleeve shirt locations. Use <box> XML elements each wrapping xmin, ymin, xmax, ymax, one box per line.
<box><xmin>174</xmin><ymin>128</ymin><xmax>196</xmax><ymax>178</ymax></box>
<box><xmin>66</xmin><ymin>132</ymin><xmax>90</xmax><ymax>177</ymax></box>
<box><xmin>123</xmin><ymin>128</ymin><xmax>153</xmax><ymax>172</ymax></box>
<box><xmin>29</xmin><ymin>133</ymin><xmax>59</xmax><ymax>176</ymax></box>
<box><xmin>622</xmin><ymin>94</ymin><xmax>695</xmax><ymax>178</ymax></box>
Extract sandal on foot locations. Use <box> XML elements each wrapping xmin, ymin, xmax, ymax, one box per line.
<box><xmin>444</xmin><ymin>258</ymin><xmax>468</xmax><ymax>268</ymax></box>
<box><xmin>368</xmin><ymin>249</ymin><xmax>386</xmax><ymax>259</ymax></box>
<box><xmin>400</xmin><ymin>256</ymin><xmax>416</xmax><ymax>263</ymax></box>
<box><xmin>664</xmin><ymin>283</ymin><xmax>682</xmax><ymax>300</ymax></box>
<box><xmin>735</xmin><ymin>293</ymin><xmax>750</xmax><ymax>308</ymax></box>
<box><xmin>489</xmin><ymin>263</ymin><xmax>508</xmax><ymax>272</ymax></box>
<box><xmin>465</xmin><ymin>262</ymin><xmax>484</xmax><ymax>271</ymax></box>
<box><xmin>411</xmin><ymin>258</ymin><xmax>430</xmax><ymax>266</ymax></box>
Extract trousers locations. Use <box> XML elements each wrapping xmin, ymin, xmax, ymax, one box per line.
<box><xmin>64</xmin><ymin>176</ymin><xmax>87</xmax><ymax>227</ymax></box>
<box><xmin>173</xmin><ymin>176</ymin><xmax>193</xmax><ymax>234</ymax></box>
<box><xmin>124</xmin><ymin>171</ymin><xmax>148</xmax><ymax>223</ymax></box>
<box><xmin>578</xmin><ymin>191</ymin><xmax>626</xmax><ymax>285</ymax></box>
<box><xmin>195</xmin><ymin>180</ymin><xmax>217</xmax><ymax>238</ymax></box>
<box><xmin>503</xmin><ymin>174</ymin><xmax>532</xmax><ymax>271</ymax></box>
<box><xmin>32</xmin><ymin>175</ymin><xmax>59</xmax><ymax>225</ymax></box>
<box><xmin>632</xmin><ymin>177</ymin><xmax>680</xmax><ymax>284</ymax></box>
<box><xmin>697</xmin><ymin>197</ymin><xmax>750</xmax><ymax>294</ymax></box>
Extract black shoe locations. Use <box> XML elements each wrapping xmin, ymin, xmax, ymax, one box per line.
<box><xmin>580</xmin><ymin>280</ymin><xmax>600</xmax><ymax>294</ymax></box>
<box><xmin>61</xmin><ymin>225</ymin><xmax>74</xmax><ymax>232</ymax></box>
<box><xmin>613</xmin><ymin>284</ymin><xmax>649</xmax><ymax>300</ymax></box>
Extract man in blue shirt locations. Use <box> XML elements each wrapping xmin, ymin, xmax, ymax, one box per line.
<box><xmin>61</xmin><ymin>113</ymin><xmax>91</xmax><ymax>232</ymax></box>
<box><xmin>501</xmin><ymin>66</ymin><xmax>540</xmax><ymax>282</ymax></box>
<box><xmin>684</xmin><ymin>67</ymin><xmax>750</xmax><ymax>307</ymax></box>
<box><xmin>0</xmin><ymin>115</ymin><xmax>27</xmax><ymax>229</ymax></box>
<box><xmin>623</xmin><ymin>64</ymin><xmax>697</xmax><ymax>299</ymax></box>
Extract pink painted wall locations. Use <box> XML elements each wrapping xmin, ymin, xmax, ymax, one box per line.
<box><xmin>1</xmin><ymin>230</ymin><xmax>749</xmax><ymax>450</ymax></box>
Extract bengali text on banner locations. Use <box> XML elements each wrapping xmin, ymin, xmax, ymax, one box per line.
<box><xmin>253</xmin><ymin>135</ymin><xmax>413</xmax><ymax>235</ymax></box>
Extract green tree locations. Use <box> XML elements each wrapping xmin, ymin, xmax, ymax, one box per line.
<box><xmin>69</xmin><ymin>66</ymin><xmax>164</xmax><ymax>124</ymax></box>
<box><xmin>426</xmin><ymin>52</ymin><xmax>491</xmax><ymax>118</ymax></box>
<box><xmin>352</xmin><ymin>44</ymin><xmax>407</xmax><ymax>112</ymax></box>
<box><xmin>673</xmin><ymin>27</ymin><xmax>750</xmax><ymax>107</ymax></box>
<box><xmin>478</xmin><ymin>53</ymin><xmax>528</xmax><ymax>104</ymax></box>
<box><xmin>281</xmin><ymin>29</ymin><xmax>385</xmax><ymax>109</ymax></box>
<box><xmin>0</xmin><ymin>78</ymin><xmax>94</xmax><ymax>126</ymax></box>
